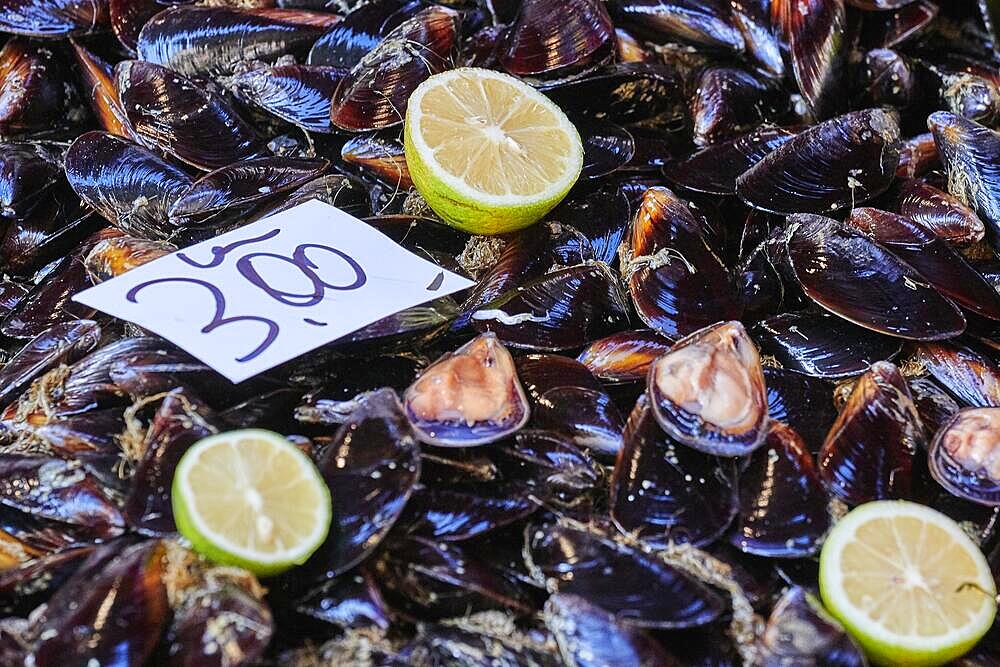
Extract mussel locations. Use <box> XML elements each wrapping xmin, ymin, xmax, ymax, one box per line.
<box><xmin>929</xmin><ymin>407</ymin><xmax>1000</xmax><ymax>506</ymax></box>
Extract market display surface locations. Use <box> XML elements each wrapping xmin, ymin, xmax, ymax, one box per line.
<box><xmin>5</xmin><ymin>0</ymin><xmax>1000</xmax><ymax>666</ymax></box>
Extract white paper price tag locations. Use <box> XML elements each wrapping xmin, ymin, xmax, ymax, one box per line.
<box><xmin>74</xmin><ymin>199</ymin><xmax>475</xmax><ymax>383</ymax></box>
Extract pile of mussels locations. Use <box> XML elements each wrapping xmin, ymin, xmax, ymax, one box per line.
<box><xmin>6</xmin><ymin>0</ymin><xmax>1000</xmax><ymax>664</ymax></box>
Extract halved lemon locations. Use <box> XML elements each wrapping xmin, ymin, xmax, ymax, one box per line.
<box><xmin>172</xmin><ymin>429</ymin><xmax>331</xmax><ymax>576</ymax></box>
<box><xmin>404</xmin><ymin>67</ymin><xmax>583</xmax><ymax>235</ymax></box>
<box><xmin>820</xmin><ymin>500</ymin><xmax>996</xmax><ymax>666</ymax></box>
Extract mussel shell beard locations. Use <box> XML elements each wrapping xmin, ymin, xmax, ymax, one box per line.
<box><xmin>647</xmin><ymin>320</ymin><xmax>769</xmax><ymax>457</ymax></box>
<box><xmin>403</xmin><ymin>333</ymin><xmax>530</xmax><ymax>447</ymax></box>
<box><xmin>929</xmin><ymin>407</ymin><xmax>1000</xmax><ymax>506</ymax></box>
<box><xmin>736</xmin><ymin>108</ymin><xmax>900</xmax><ymax>214</ymax></box>
<box><xmin>818</xmin><ymin>361</ymin><xmax>922</xmax><ymax>504</ymax></box>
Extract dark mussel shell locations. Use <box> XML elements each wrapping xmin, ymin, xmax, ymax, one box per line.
<box><xmin>65</xmin><ymin>131</ymin><xmax>194</xmax><ymax>240</ymax></box>
<box><xmin>764</xmin><ymin>367</ymin><xmax>838</xmax><ymax>455</ymax></box>
<box><xmin>818</xmin><ymin>361</ymin><xmax>921</xmax><ymax>504</ymax></box>
<box><xmin>123</xmin><ymin>389</ymin><xmax>219</xmax><ymax>535</ymax></box>
<box><xmin>168</xmin><ymin>156</ymin><xmax>329</xmax><ymax>225</ymax></box>
<box><xmin>783</xmin><ymin>214</ymin><xmax>966</xmax><ymax>340</ymax></box>
<box><xmin>896</xmin><ymin>131</ymin><xmax>938</xmax><ymax>178</ymax></box>
<box><xmin>539</xmin><ymin>62</ymin><xmax>685</xmax><ymax>125</ymax></box>
<box><xmin>864</xmin><ymin>1</ymin><xmax>936</xmax><ymax>50</ymax></box>
<box><xmin>341</xmin><ymin>132</ymin><xmax>411</xmax><ymax>188</ymax></box>
<box><xmin>754</xmin><ymin>310</ymin><xmax>902</xmax><ymax>379</ymax></box>
<box><xmin>0</xmin><ymin>546</ymin><xmax>93</xmax><ymax>617</ymax></box>
<box><xmin>375</xmin><ymin>537</ymin><xmax>535</xmax><ymax>619</ymax></box>
<box><xmin>909</xmin><ymin>375</ymin><xmax>961</xmax><ymax>439</ymax></box>
<box><xmin>84</xmin><ymin>235</ymin><xmax>174</xmax><ymax>283</ymax></box>
<box><xmin>137</xmin><ymin>6</ymin><xmax>338</xmax><ymax>78</ymax></box>
<box><xmin>577</xmin><ymin>329</ymin><xmax>672</xmax><ymax>384</ymax></box>
<box><xmin>0</xmin><ymin>0</ymin><xmax>108</xmax><ymax>38</ymax></box>
<box><xmin>0</xmin><ymin>142</ymin><xmax>61</xmax><ymax>219</ymax></box>
<box><xmin>315</xmin><ymin>388</ymin><xmax>420</xmax><ymax>575</ymax></box>
<box><xmin>0</xmin><ymin>319</ymin><xmax>100</xmax><ymax>411</ymax></box>
<box><xmin>29</xmin><ymin>540</ymin><xmax>169</xmax><ymax>666</ymax></box>
<box><xmin>690</xmin><ymin>67</ymin><xmax>776</xmax><ymax>147</ymax></box>
<box><xmin>609</xmin><ymin>0</ymin><xmax>744</xmax><ymax>52</ymax></box>
<box><xmin>544</xmin><ymin>593</ymin><xmax>676</xmax><ymax>667</ymax></box>
<box><xmin>730</xmin><ymin>0</ymin><xmax>784</xmax><ymax>78</ymax></box>
<box><xmin>116</xmin><ymin>60</ymin><xmax>264</xmax><ymax>171</ymax></box>
<box><xmin>648</xmin><ymin>320</ymin><xmax>769</xmax><ymax>456</ymax></box>
<box><xmin>294</xmin><ymin>569</ymin><xmax>391</xmax><ymax>630</ymax></box>
<box><xmin>846</xmin><ymin>207</ymin><xmax>1000</xmax><ymax>320</ymax></box>
<box><xmin>895</xmin><ymin>177</ymin><xmax>986</xmax><ymax>246</ymax></box>
<box><xmin>574</xmin><ymin>115</ymin><xmax>635</xmax><ymax>180</ymax></box>
<box><xmin>774</xmin><ymin>0</ymin><xmax>848</xmax><ymax>120</ymax></box>
<box><xmin>525</xmin><ymin>521</ymin><xmax>725</xmax><ymax>628</ymax></box>
<box><xmin>622</xmin><ymin>187</ymin><xmax>741</xmax><ymax>340</ymax></box>
<box><xmin>515</xmin><ymin>353</ymin><xmax>603</xmax><ymax>403</ymax></box>
<box><xmin>109</xmin><ymin>0</ymin><xmax>178</xmax><ymax>54</ymax></box>
<box><xmin>494</xmin><ymin>429</ymin><xmax>603</xmax><ymax>513</ymax></box>
<box><xmin>0</xmin><ymin>38</ymin><xmax>75</xmax><ymax>136</ymax></box>
<box><xmin>737</xmin><ymin>109</ymin><xmax>900</xmax><ymax>214</ymax></box>
<box><xmin>730</xmin><ymin>421</ymin><xmax>830</xmax><ymax>557</ymax></box>
<box><xmin>233</xmin><ymin>65</ymin><xmax>346</xmax><ymax>134</ymax></box>
<box><xmin>0</xmin><ymin>191</ymin><xmax>102</xmax><ymax>277</ymax></box>
<box><xmin>614</xmin><ymin>27</ymin><xmax>654</xmax><ymax>64</ymax></box>
<box><xmin>308</xmin><ymin>0</ymin><xmax>422</xmax><ymax>69</ymax></box>
<box><xmin>548</xmin><ymin>179</ymin><xmax>632</xmax><ymax>266</ymax></box>
<box><xmin>860</xmin><ymin>48</ymin><xmax>915</xmax><ymax>108</ymax></box>
<box><xmin>397</xmin><ymin>623</ymin><xmax>559</xmax><ymax>665</ymax></box>
<box><xmin>533</xmin><ymin>385</ymin><xmax>625</xmax><ymax>457</ymax></box>
<box><xmin>916</xmin><ymin>341</ymin><xmax>1000</xmax><ymax>408</ymax></box>
<box><xmin>664</xmin><ymin>126</ymin><xmax>797</xmax><ymax>196</ymax></box>
<box><xmin>500</xmin><ymin>0</ymin><xmax>613</xmax><ymax>79</ymax></box>
<box><xmin>329</xmin><ymin>6</ymin><xmax>459</xmax><ymax>132</ymax></box>
<box><xmin>69</xmin><ymin>39</ymin><xmax>133</xmax><ymax>140</ymax></box>
<box><xmin>928</xmin><ymin>407</ymin><xmax>1000</xmax><ymax>506</ymax></box>
<box><xmin>928</xmin><ymin>111</ymin><xmax>1000</xmax><ymax>249</ymax></box>
<box><xmin>471</xmin><ymin>262</ymin><xmax>629</xmax><ymax>351</ymax></box>
<box><xmin>758</xmin><ymin>586</ymin><xmax>866</xmax><ymax>666</ymax></box>
<box><xmin>611</xmin><ymin>394</ymin><xmax>739</xmax><ymax>547</ymax></box>
<box><xmin>0</xmin><ymin>455</ymin><xmax>125</xmax><ymax>536</ymax></box>
<box><xmin>399</xmin><ymin>481</ymin><xmax>536</xmax><ymax>542</ymax></box>
<box><xmin>403</xmin><ymin>333</ymin><xmax>530</xmax><ymax>446</ymax></box>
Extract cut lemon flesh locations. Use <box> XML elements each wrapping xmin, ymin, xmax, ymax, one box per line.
<box><xmin>820</xmin><ymin>500</ymin><xmax>996</xmax><ymax>666</ymax></box>
<box><xmin>404</xmin><ymin>67</ymin><xmax>583</xmax><ymax>235</ymax></box>
<box><xmin>172</xmin><ymin>429</ymin><xmax>331</xmax><ymax>576</ymax></box>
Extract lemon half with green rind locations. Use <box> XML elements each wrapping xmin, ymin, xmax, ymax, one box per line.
<box><xmin>819</xmin><ymin>500</ymin><xmax>996</xmax><ymax>667</ymax></box>
<box><xmin>404</xmin><ymin>67</ymin><xmax>583</xmax><ymax>235</ymax></box>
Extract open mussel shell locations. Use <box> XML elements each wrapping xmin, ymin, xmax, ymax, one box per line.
<box><xmin>308</xmin><ymin>0</ymin><xmax>423</xmax><ymax>69</ymax></box>
<box><xmin>84</xmin><ymin>236</ymin><xmax>174</xmax><ymax>284</ymax></box>
<box><xmin>544</xmin><ymin>594</ymin><xmax>676</xmax><ymax>667</ymax></box>
<box><xmin>525</xmin><ymin>521</ymin><xmax>726</xmax><ymax>628</ymax></box>
<box><xmin>731</xmin><ymin>422</ymin><xmax>830</xmax><ymax>558</ymax></box>
<box><xmin>609</xmin><ymin>0</ymin><xmax>744</xmax><ymax>52</ymax></box>
<box><xmin>928</xmin><ymin>111</ymin><xmax>1000</xmax><ymax>250</ymax></box>
<box><xmin>471</xmin><ymin>262</ymin><xmax>629</xmax><ymax>351</ymax></box>
<box><xmin>916</xmin><ymin>341</ymin><xmax>1000</xmax><ymax>408</ymax></box>
<box><xmin>403</xmin><ymin>333</ymin><xmax>530</xmax><ymax>447</ymax></box>
<box><xmin>539</xmin><ymin>62</ymin><xmax>685</xmax><ymax>125</ymax></box>
<box><xmin>340</xmin><ymin>132</ymin><xmax>411</xmax><ymax>188</ymax></box>
<box><xmin>0</xmin><ymin>0</ymin><xmax>108</xmax><ymax>38</ymax></box>
<box><xmin>329</xmin><ymin>6</ymin><xmax>459</xmax><ymax>132</ymax></box>
<box><xmin>648</xmin><ymin>320</ymin><xmax>769</xmax><ymax>457</ymax></box>
<box><xmin>137</xmin><ymin>6</ymin><xmax>338</xmax><ymax>78</ymax></box>
<box><xmin>846</xmin><ymin>207</ymin><xmax>1000</xmax><ymax>320</ymax></box>
<box><xmin>665</xmin><ymin>125</ymin><xmax>797</xmax><ymax>196</ymax></box>
<box><xmin>500</xmin><ymin>0</ymin><xmax>613</xmax><ymax>80</ymax></box>
<box><xmin>233</xmin><ymin>65</ymin><xmax>346</xmax><ymax>134</ymax></box>
<box><xmin>691</xmin><ymin>67</ymin><xmax>778</xmax><ymax>147</ymax></box>
<box><xmin>116</xmin><ymin>60</ymin><xmax>264</xmax><ymax>171</ymax></box>
<box><xmin>577</xmin><ymin>329</ymin><xmax>672</xmax><ymax>384</ymax></box>
<box><xmin>928</xmin><ymin>407</ymin><xmax>1000</xmax><ymax>506</ymax></box>
<box><xmin>622</xmin><ymin>187</ymin><xmax>741</xmax><ymax>340</ymax></box>
<box><xmin>754</xmin><ymin>310</ymin><xmax>902</xmax><ymax>379</ymax></box>
<box><xmin>738</xmin><ymin>109</ymin><xmax>900</xmax><ymax>214</ymax></box>
<box><xmin>895</xmin><ymin>177</ymin><xmax>986</xmax><ymax>246</ymax></box>
<box><xmin>611</xmin><ymin>394</ymin><xmax>739</xmax><ymax>547</ymax></box>
<box><xmin>774</xmin><ymin>0</ymin><xmax>848</xmax><ymax>120</ymax></box>
<box><xmin>168</xmin><ymin>156</ymin><xmax>329</xmax><ymax>225</ymax></box>
<box><xmin>65</xmin><ymin>131</ymin><xmax>194</xmax><ymax>240</ymax></box>
<box><xmin>315</xmin><ymin>388</ymin><xmax>421</xmax><ymax>576</ymax></box>
<box><xmin>819</xmin><ymin>361</ymin><xmax>922</xmax><ymax>504</ymax></box>
<box><xmin>0</xmin><ymin>38</ymin><xmax>76</xmax><ymax>136</ymax></box>
<box><xmin>783</xmin><ymin>214</ymin><xmax>966</xmax><ymax>340</ymax></box>
<box><xmin>758</xmin><ymin>586</ymin><xmax>866</xmax><ymax>666</ymax></box>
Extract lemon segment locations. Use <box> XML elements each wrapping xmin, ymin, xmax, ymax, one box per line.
<box><xmin>172</xmin><ymin>429</ymin><xmax>331</xmax><ymax>576</ymax></box>
<box><xmin>404</xmin><ymin>67</ymin><xmax>583</xmax><ymax>235</ymax></box>
<box><xmin>819</xmin><ymin>500</ymin><xmax>996</xmax><ymax>667</ymax></box>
